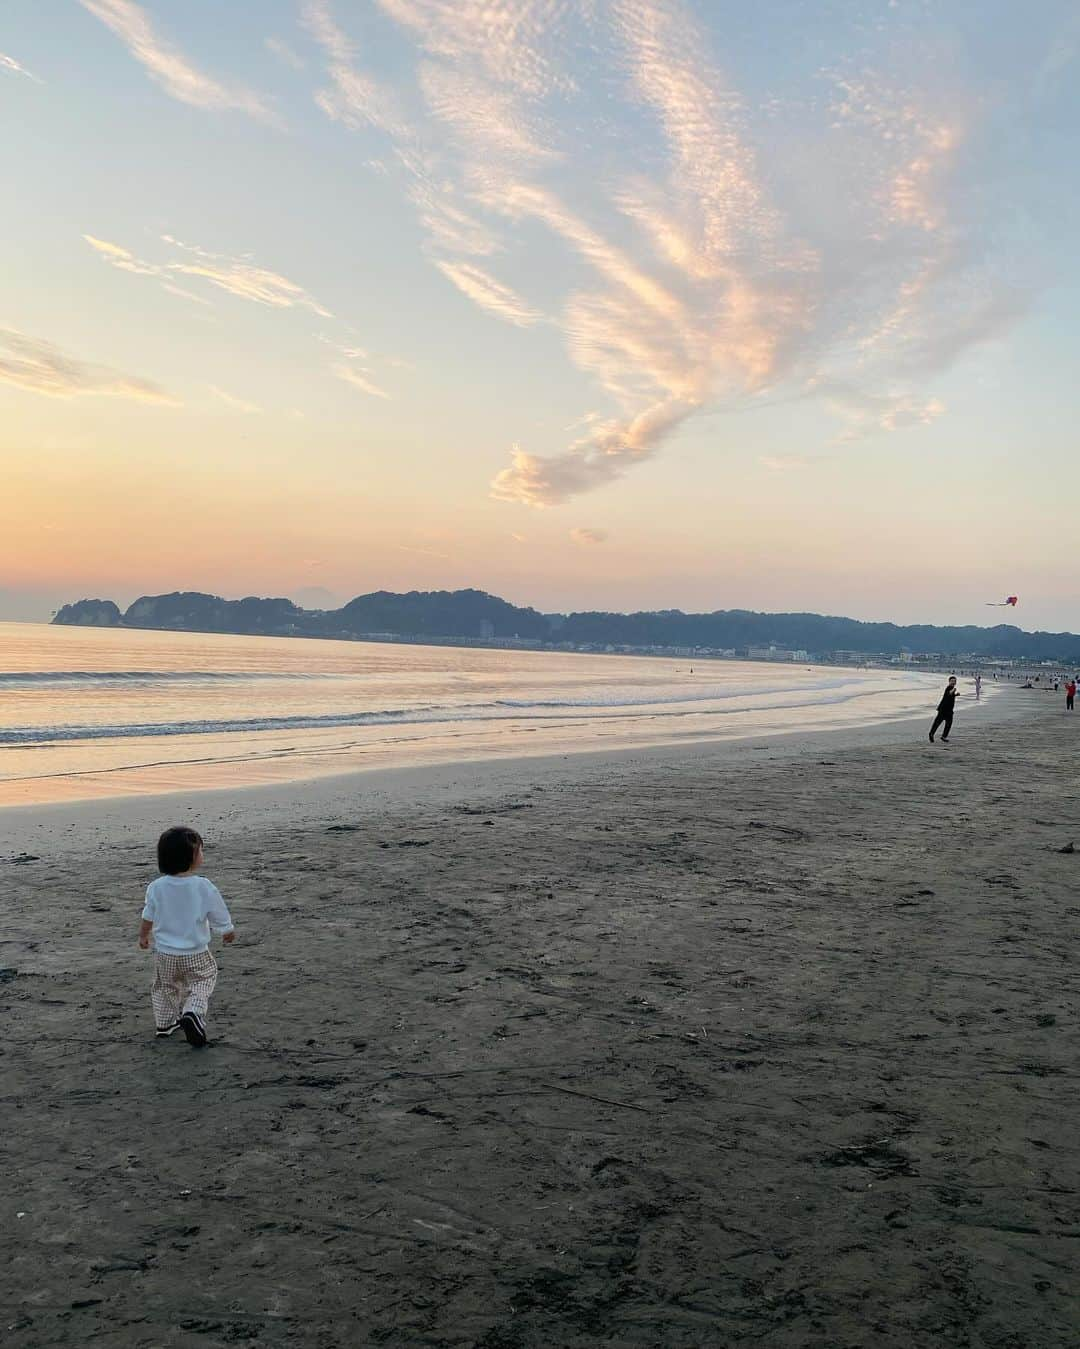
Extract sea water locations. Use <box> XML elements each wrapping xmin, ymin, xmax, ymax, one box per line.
<box><xmin>0</xmin><ymin>622</ymin><xmax>953</xmax><ymax>806</ymax></box>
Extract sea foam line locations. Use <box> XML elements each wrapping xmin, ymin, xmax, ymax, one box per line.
<box><xmin>0</xmin><ymin>669</ymin><xmax>329</xmax><ymax>687</ymax></box>
<box><xmin>0</xmin><ymin>683</ymin><xmax>900</xmax><ymax>745</ymax></box>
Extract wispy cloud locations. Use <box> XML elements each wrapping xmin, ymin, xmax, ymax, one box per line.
<box><xmin>492</xmin><ymin>400</ymin><xmax>695</xmax><ymax>507</ymax></box>
<box><xmin>435</xmin><ymin>261</ymin><xmax>541</xmax><ymax>326</ymax></box>
<box><xmin>318</xmin><ymin>331</ymin><xmax>403</xmax><ymax>401</ymax></box>
<box><xmin>570</xmin><ymin>527</ymin><xmax>609</xmax><ymax>545</ymax></box>
<box><xmin>303</xmin><ymin>0</ymin><xmax>406</xmax><ymax>137</ymax></box>
<box><xmin>79</xmin><ymin>0</ymin><xmax>271</xmax><ymax>120</ymax></box>
<box><xmin>265</xmin><ymin>36</ymin><xmax>306</xmax><ymax>72</ymax></box>
<box><xmin>159</xmin><ymin>281</ymin><xmax>212</xmax><ymax>306</ymax></box>
<box><xmin>376</xmin><ymin>0</ymin><xmax>573</xmax><ymax>100</ymax></box>
<box><xmin>332</xmin><ymin>363</ymin><xmax>392</xmax><ymax>399</ymax></box>
<box><xmin>418</xmin><ymin>60</ymin><xmax>559</xmax><ymax>164</ymax></box>
<box><xmin>168</xmin><ymin>255</ymin><xmax>332</xmax><ymax>315</ymax></box>
<box><xmin>84</xmin><ymin>232</ymin><xmax>331</xmax><ymax>316</ymax></box>
<box><xmin>304</xmin><ymin>1</ymin><xmax>552</xmax><ymax>293</ymax></box>
<box><xmin>83</xmin><ymin>234</ymin><xmax>159</xmax><ymax>276</ymax></box>
<box><xmin>304</xmin><ymin>0</ymin><xmax>1036</xmax><ymax>505</ymax></box>
<box><xmin>1</xmin><ymin>51</ymin><xmax>41</xmax><ymax>82</ymax></box>
<box><xmin>831</xmin><ymin>77</ymin><xmax>962</xmax><ymax>234</ymax></box>
<box><xmin>825</xmin><ymin>386</ymin><xmax>945</xmax><ymax>443</ymax></box>
<box><xmin>209</xmin><ymin>385</ymin><xmax>262</xmax><ymax>414</ymax></box>
<box><xmin>310</xmin><ymin>0</ymin><xmax>819</xmax><ymax>505</ymax></box>
<box><xmin>0</xmin><ymin>328</ymin><xmax>178</xmax><ymax>404</ymax></box>
<box><xmin>85</xmin><ymin>230</ymin><xmax>409</xmax><ymax>407</ymax></box>
<box><xmin>488</xmin><ymin>0</ymin><xmax>818</xmax><ymax>504</ymax></box>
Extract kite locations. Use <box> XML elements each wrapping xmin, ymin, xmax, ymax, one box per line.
<box><xmin>986</xmin><ymin>596</ymin><xmax>1018</xmax><ymax>607</ymax></box>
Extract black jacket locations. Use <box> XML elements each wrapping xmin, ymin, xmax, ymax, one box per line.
<box><xmin>937</xmin><ymin>686</ymin><xmax>957</xmax><ymax>715</ymax></box>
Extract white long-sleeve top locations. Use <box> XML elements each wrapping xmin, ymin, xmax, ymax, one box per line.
<box><xmin>142</xmin><ymin>874</ymin><xmax>234</xmax><ymax>956</ymax></box>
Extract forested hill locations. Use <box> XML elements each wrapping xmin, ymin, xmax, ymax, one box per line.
<box><xmin>51</xmin><ymin>588</ymin><xmax>1080</xmax><ymax>663</ymax></box>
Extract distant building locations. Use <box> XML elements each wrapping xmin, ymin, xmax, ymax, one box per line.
<box><xmin>826</xmin><ymin>650</ymin><xmax>877</xmax><ymax>664</ymax></box>
<box><xmin>747</xmin><ymin>645</ymin><xmax>806</xmax><ymax>661</ymax></box>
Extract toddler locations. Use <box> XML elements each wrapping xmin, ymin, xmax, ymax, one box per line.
<box><xmin>139</xmin><ymin>826</ymin><xmax>235</xmax><ymax>1047</ymax></box>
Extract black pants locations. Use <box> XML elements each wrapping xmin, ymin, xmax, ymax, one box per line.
<box><xmin>929</xmin><ymin>712</ymin><xmax>953</xmax><ymax>740</ymax></box>
<box><xmin>1068</xmin><ymin>695</ymin><xmax>1075</xmax><ymax>711</ymax></box>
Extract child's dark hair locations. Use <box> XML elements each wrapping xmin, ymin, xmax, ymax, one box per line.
<box><xmin>157</xmin><ymin>826</ymin><xmax>203</xmax><ymax>875</ymax></box>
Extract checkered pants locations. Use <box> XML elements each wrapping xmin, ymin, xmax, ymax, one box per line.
<box><xmin>151</xmin><ymin>950</ymin><xmax>218</xmax><ymax>1028</ymax></box>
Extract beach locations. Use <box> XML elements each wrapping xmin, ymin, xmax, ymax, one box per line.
<box><xmin>3</xmin><ymin>693</ymin><xmax>1079</xmax><ymax>1347</ymax></box>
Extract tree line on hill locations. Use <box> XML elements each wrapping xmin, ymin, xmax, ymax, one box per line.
<box><xmin>51</xmin><ymin>588</ymin><xmax>1080</xmax><ymax>663</ymax></box>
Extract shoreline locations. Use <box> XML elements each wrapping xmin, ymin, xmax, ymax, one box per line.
<box><xmin>1</xmin><ymin>686</ymin><xmax>1025</xmax><ymax>858</ymax></box>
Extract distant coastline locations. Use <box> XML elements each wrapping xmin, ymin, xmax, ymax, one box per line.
<box><xmin>49</xmin><ymin>588</ymin><xmax>1080</xmax><ymax>666</ymax></box>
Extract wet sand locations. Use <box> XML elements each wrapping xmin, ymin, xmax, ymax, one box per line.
<box><xmin>3</xmin><ymin>694</ymin><xmax>1079</xmax><ymax>1346</ymax></box>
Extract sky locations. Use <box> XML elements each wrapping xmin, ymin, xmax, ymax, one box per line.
<box><xmin>2</xmin><ymin>1</ymin><xmax>1079</xmax><ymax>629</ymax></box>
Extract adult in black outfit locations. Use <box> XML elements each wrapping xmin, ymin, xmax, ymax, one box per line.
<box><xmin>929</xmin><ymin>676</ymin><xmax>958</xmax><ymax>743</ymax></box>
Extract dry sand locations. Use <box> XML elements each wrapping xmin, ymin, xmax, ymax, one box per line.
<box><xmin>3</xmin><ymin>693</ymin><xmax>1079</xmax><ymax>1347</ymax></box>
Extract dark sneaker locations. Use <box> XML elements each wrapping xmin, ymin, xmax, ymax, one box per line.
<box><xmin>155</xmin><ymin>1020</ymin><xmax>181</xmax><ymax>1038</ymax></box>
<box><xmin>179</xmin><ymin>1011</ymin><xmax>208</xmax><ymax>1047</ymax></box>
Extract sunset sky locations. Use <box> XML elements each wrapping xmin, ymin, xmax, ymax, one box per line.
<box><xmin>2</xmin><ymin>1</ymin><xmax>1078</xmax><ymax>628</ymax></box>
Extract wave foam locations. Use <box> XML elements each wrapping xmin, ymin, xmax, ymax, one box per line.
<box><xmin>0</xmin><ymin>683</ymin><xmax>887</xmax><ymax>745</ymax></box>
<box><xmin>0</xmin><ymin>669</ymin><xmax>326</xmax><ymax>688</ymax></box>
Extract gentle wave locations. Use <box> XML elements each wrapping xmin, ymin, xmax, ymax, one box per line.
<box><xmin>0</xmin><ymin>707</ymin><xmax>444</xmax><ymax>743</ymax></box>
<box><xmin>0</xmin><ymin>669</ymin><xmax>329</xmax><ymax>687</ymax></box>
<box><xmin>0</xmin><ymin>685</ymin><xmax>884</xmax><ymax>745</ymax></box>
<box><xmin>495</xmin><ymin>678</ymin><xmax>852</xmax><ymax>710</ymax></box>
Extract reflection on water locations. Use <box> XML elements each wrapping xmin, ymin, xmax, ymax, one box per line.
<box><xmin>0</xmin><ymin>622</ymin><xmax>953</xmax><ymax>806</ymax></box>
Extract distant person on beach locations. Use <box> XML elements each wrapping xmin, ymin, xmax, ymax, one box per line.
<box><xmin>1067</xmin><ymin>678</ymin><xmax>1076</xmax><ymax>712</ymax></box>
<box><xmin>974</xmin><ymin>673</ymin><xmax>982</xmax><ymax>700</ymax></box>
<box><xmin>139</xmin><ymin>826</ymin><xmax>235</xmax><ymax>1047</ymax></box>
<box><xmin>929</xmin><ymin>676</ymin><xmax>958</xmax><ymax>744</ymax></box>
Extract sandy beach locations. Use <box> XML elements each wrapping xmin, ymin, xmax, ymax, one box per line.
<box><xmin>3</xmin><ymin>693</ymin><xmax>1079</xmax><ymax>1347</ymax></box>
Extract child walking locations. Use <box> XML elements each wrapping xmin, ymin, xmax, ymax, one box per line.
<box><xmin>139</xmin><ymin>826</ymin><xmax>235</xmax><ymax>1047</ymax></box>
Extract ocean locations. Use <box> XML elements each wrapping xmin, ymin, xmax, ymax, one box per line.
<box><xmin>0</xmin><ymin>622</ymin><xmax>952</xmax><ymax>807</ymax></box>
